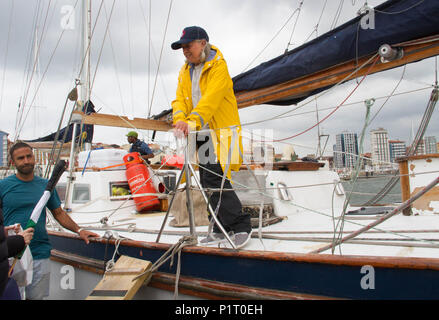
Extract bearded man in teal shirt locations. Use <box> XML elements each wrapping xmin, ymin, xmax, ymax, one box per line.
<box><xmin>0</xmin><ymin>142</ymin><xmax>98</xmax><ymax>299</ymax></box>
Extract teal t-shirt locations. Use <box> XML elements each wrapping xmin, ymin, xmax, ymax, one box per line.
<box><xmin>0</xmin><ymin>175</ymin><xmax>61</xmax><ymax>260</ymax></box>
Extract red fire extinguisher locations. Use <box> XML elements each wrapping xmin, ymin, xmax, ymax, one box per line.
<box><xmin>123</xmin><ymin>152</ymin><xmax>160</xmax><ymax>212</ymax></box>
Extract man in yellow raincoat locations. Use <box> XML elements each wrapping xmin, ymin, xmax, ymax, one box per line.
<box><xmin>171</xmin><ymin>26</ymin><xmax>251</xmax><ymax>249</ymax></box>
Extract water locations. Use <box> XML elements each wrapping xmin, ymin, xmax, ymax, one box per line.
<box><xmin>341</xmin><ymin>176</ymin><xmax>402</xmax><ymax>206</ymax></box>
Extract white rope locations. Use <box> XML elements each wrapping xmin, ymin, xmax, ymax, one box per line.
<box><xmin>104</xmin><ymin>233</ymin><xmax>123</xmax><ymax>272</ymax></box>
<box><xmin>132</xmin><ymin>235</ymin><xmax>197</xmax><ymax>299</ymax></box>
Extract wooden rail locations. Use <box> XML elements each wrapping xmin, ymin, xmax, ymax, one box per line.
<box><xmin>75</xmin><ymin>111</ymin><xmax>172</xmax><ymax>132</ymax></box>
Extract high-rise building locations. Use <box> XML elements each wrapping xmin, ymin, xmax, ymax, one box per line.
<box><xmin>333</xmin><ymin>144</ymin><xmax>343</xmax><ymax>168</ymax></box>
<box><xmin>424</xmin><ymin>136</ymin><xmax>437</xmax><ymax>154</ymax></box>
<box><xmin>389</xmin><ymin>140</ymin><xmax>406</xmax><ymax>162</ymax></box>
<box><xmin>334</xmin><ymin>132</ymin><xmax>359</xmax><ymax>168</ymax></box>
<box><xmin>0</xmin><ymin>131</ymin><xmax>8</xmax><ymax>167</ymax></box>
<box><xmin>370</xmin><ymin>128</ymin><xmax>390</xmax><ymax>169</ymax></box>
<box><xmin>414</xmin><ymin>139</ymin><xmax>426</xmax><ymax>155</ymax></box>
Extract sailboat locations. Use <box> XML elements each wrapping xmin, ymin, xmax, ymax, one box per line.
<box><xmin>6</xmin><ymin>0</ymin><xmax>439</xmax><ymax>299</ymax></box>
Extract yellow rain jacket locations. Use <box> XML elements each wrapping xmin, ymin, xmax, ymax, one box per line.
<box><xmin>172</xmin><ymin>45</ymin><xmax>243</xmax><ymax>179</ymax></box>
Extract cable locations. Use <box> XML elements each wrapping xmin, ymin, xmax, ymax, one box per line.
<box><xmin>147</xmin><ymin>0</ymin><xmax>174</xmax><ymax>119</ymax></box>
<box><xmin>0</xmin><ymin>0</ymin><xmax>14</xmax><ymax>112</ymax></box>
<box><xmin>374</xmin><ymin>0</ymin><xmax>425</xmax><ymax>15</ymax></box>
<box><xmin>284</xmin><ymin>1</ymin><xmax>304</xmax><ymax>53</ymax></box>
<box><xmin>241</xmin><ymin>4</ymin><xmax>303</xmax><ymax>73</ymax></box>
<box><xmin>330</xmin><ymin>0</ymin><xmax>345</xmax><ymax>30</ymax></box>
<box><xmin>303</xmin><ymin>0</ymin><xmax>328</xmax><ymax>43</ymax></box>
<box><xmin>368</xmin><ymin>65</ymin><xmax>406</xmax><ymax>125</ymax></box>
<box><xmin>267</xmin><ymin>55</ymin><xmax>380</xmax><ymax>143</ymax></box>
<box><xmin>331</xmin><ymin>98</ymin><xmax>373</xmax><ymax>254</ymax></box>
<box><xmin>90</xmin><ymin>0</ymin><xmax>116</xmax><ymax>95</ymax></box>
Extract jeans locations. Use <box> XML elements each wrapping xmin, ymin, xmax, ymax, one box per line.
<box><xmin>25</xmin><ymin>258</ymin><xmax>50</xmax><ymax>300</ymax></box>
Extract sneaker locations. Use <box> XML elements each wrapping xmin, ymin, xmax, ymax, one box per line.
<box><xmin>200</xmin><ymin>232</ymin><xmax>227</xmax><ymax>246</ymax></box>
<box><xmin>233</xmin><ymin>231</ymin><xmax>252</xmax><ymax>249</ymax></box>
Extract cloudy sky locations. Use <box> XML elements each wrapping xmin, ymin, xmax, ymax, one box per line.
<box><xmin>0</xmin><ymin>0</ymin><xmax>437</xmax><ymax>157</ymax></box>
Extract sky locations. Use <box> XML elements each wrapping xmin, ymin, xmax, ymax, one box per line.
<box><xmin>0</xmin><ymin>0</ymin><xmax>438</xmax><ymax>157</ymax></box>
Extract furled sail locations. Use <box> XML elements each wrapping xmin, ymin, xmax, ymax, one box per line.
<box><xmin>233</xmin><ymin>0</ymin><xmax>439</xmax><ymax>107</ymax></box>
<box><xmin>26</xmin><ymin>100</ymin><xmax>96</xmax><ymax>143</ymax></box>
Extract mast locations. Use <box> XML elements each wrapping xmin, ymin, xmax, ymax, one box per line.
<box><xmin>65</xmin><ymin>0</ymin><xmax>91</xmax><ymax>211</ymax></box>
<box><xmin>80</xmin><ymin>0</ymin><xmax>91</xmax><ymax>103</ymax></box>
<box><xmin>32</xmin><ymin>26</ymin><xmax>41</xmax><ymax>137</ymax></box>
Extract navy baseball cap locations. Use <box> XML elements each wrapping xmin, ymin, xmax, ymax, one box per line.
<box><xmin>171</xmin><ymin>26</ymin><xmax>209</xmax><ymax>50</ymax></box>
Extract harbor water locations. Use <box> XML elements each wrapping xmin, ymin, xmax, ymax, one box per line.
<box><xmin>341</xmin><ymin>176</ymin><xmax>402</xmax><ymax>206</ymax></box>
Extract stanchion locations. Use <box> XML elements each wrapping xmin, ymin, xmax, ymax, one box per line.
<box><xmin>155</xmin><ymin>133</ymin><xmax>236</xmax><ymax>249</ymax></box>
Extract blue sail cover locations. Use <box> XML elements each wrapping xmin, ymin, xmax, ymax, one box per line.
<box><xmin>232</xmin><ymin>0</ymin><xmax>439</xmax><ymax>105</ymax></box>
<box><xmin>26</xmin><ymin>100</ymin><xmax>96</xmax><ymax>143</ymax></box>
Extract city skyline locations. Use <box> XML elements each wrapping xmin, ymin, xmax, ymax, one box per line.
<box><xmin>333</xmin><ymin>127</ymin><xmax>438</xmax><ymax>169</ymax></box>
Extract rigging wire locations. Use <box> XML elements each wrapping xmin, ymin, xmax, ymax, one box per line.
<box><xmin>90</xmin><ymin>0</ymin><xmax>116</xmax><ymax>95</ymax></box>
<box><xmin>330</xmin><ymin>0</ymin><xmax>345</xmax><ymax>30</ymax></box>
<box><xmin>15</xmin><ymin>0</ymin><xmax>54</xmax><ymax>140</ymax></box>
<box><xmin>191</xmin><ymin>159</ymin><xmax>439</xmax><ymax>248</ymax></box>
<box><xmin>138</xmin><ymin>0</ymin><xmax>171</xmax><ymax>115</ymax></box>
<box><xmin>198</xmin><ymin>52</ymin><xmax>381</xmax><ymax>138</ymax></box>
<box><xmin>19</xmin><ymin>1</ymin><xmax>43</xmax><ymax>105</ymax></box>
<box><xmin>146</xmin><ymin>0</ymin><xmax>174</xmax><ymax>119</ymax></box>
<box><xmin>374</xmin><ymin>0</ymin><xmax>425</xmax><ymax>15</ymax></box>
<box><xmin>148</xmin><ymin>0</ymin><xmax>152</xmax><ymax>118</ymax></box>
<box><xmin>15</xmin><ymin>0</ymin><xmax>83</xmax><ymax>141</ymax></box>
<box><xmin>267</xmin><ymin>55</ymin><xmax>380</xmax><ymax>143</ymax></box>
<box><xmin>0</xmin><ymin>0</ymin><xmax>14</xmax><ymax>113</ymax></box>
<box><xmin>332</xmin><ymin>98</ymin><xmax>373</xmax><ymax>254</ymax></box>
<box><xmin>244</xmin><ymin>86</ymin><xmax>431</xmax><ymax>126</ymax></box>
<box><xmin>103</xmin><ymin>1</ymin><xmax>126</xmax><ymax>117</ymax></box>
<box><xmin>241</xmin><ymin>3</ymin><xmax>304</xmax><ymax>74</ymax></box>
<box><xmin>368</xmin><ymin>65</ymin><xmax>406</xmax><ymax>126</ymax></box>
<box><xmin>126</xmin><ymin>1</ymin><xmax>135</xmax><ymax>119</ymax></box>
<box><xmin>364</xmin><ymin>84</ymin><xmax>438</xmax><ymax>205</ymax></box>
<box><xmin>303</xmin><ymin>0</ymin><xmax>328</xmax><ymax>43</ymax></box>
<box><xmin>235</xmin><ymin>85</ymin><xmax>432</xmax><ymax>165</ymax></box>
<box><xmin>284</xmin><ymin>1</ymin><xmax>304</xmax><ymax>53</ymax></box>
<box><xmin>435</xmin><ymin>56</ymin><xmax>438</xmax><ymax>87</ymax></box>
